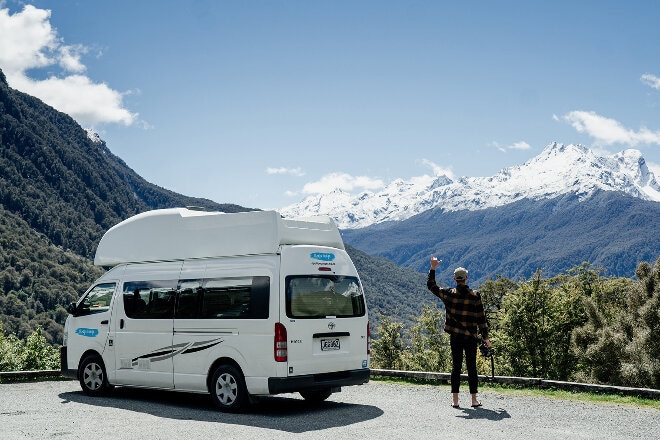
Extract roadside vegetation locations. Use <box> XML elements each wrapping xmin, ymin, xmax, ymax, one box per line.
<box><xmin>0</xmin><ymin>322</ymin><xmax>59</xmax><ymax>372</ymax></box>
<box><xmin>371</xmin><ymin>258</ymin><xmax>660</xmax><ymax>390</ymax></box>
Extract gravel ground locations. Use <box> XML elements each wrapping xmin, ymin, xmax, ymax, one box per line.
<box><xmin>1</xmin><ymin>380</ymin><xmax>658</xmax><ymax>439</ymax></box>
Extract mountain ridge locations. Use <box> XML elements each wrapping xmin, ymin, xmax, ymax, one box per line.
<box><xmin>281</xmin><ymin>142</ymin><xmax>660</xmax><ymax>229</ymax></box>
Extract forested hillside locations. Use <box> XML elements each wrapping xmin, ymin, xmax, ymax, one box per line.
<box><xmin>0</xmin><ymin>69</ymin><xmax>247</xmax><ymax>259</ymax></box>
<box><xmin>0</xmin><ymin>204</ymin><xmax>103</xmax><ymax>343</ymax></box>
<box><xmin>346</xmin><ymin>244</ymin><xmax>431</xmax><ymax>331</ymax></box>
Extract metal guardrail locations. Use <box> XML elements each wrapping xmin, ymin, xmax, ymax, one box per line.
<box><xmin>2</xmin><ymin>368</ymin><xmax>658</xmax><ymax>399</ymax></box>
<box><xmin>0</xmin><ymin>370</ymin><xmax>63</xmax><ymax>380</ymax></box>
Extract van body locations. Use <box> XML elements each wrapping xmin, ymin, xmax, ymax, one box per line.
<box><xmin>61</xmin><ymin>208</ymin><xmax>370</xmax><ymax>411</ymax></box>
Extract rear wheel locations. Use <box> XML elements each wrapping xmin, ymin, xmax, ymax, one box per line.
<box><xmin>79</xmin><ymin>354</ymin><xmax>109</xmax><ymax>396</ymax></box>
<box><xmin>300</xmin><ymin>388</ymin><xmax>333</xmax><ymax>403</ymax></box>
<box><xmin>209</xmin><ymin>364</ymin><xmax>248</xmax><ymax>412</ymax></box>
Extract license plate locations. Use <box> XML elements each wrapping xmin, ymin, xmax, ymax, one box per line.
<box><xmin>321</xmin><ymin>338</ymin><xmax>340</xmax><ymax>351</ymax></box>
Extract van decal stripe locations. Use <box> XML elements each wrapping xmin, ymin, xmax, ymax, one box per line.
<box><xmin>181</xmin><ymin>340</ymin><xmax>222</xmax><ymax>354</ymax></box>
<box><xmin>131</xmin><ymin>338</ymin><xmax>224</xmax><ymax>365</ymax></box>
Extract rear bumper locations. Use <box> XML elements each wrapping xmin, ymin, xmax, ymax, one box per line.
<box><xmin>268</xmin><ymin>368</ymin><xmax>370</xmax><ymax>394</ymax></box>
<box><xmin>59</xmin><ymin>346</ymin><xmax>77</xmax><ymax>379</ymax></box>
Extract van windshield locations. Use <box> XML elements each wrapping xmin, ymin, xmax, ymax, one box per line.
<box><xmin>286</xmin><ymin>275</ymin><xmax>366</xmax><ymax>318</ymax></box>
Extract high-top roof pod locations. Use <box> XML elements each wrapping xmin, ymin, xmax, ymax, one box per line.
<box><xmin>94</xmin><ymin>208</ymin><xmax>345</xmax><ymax>266</ymax></box>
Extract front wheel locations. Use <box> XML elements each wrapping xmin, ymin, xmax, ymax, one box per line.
<box><xmin>209</xmin><ymin>364</ymin><xmax>248</xmax><ymax>412</ymax></box>
<box><xmin>300</xmin><ymin>388</ymin><xmax>333</xmax><ymax>403</ymax></box>
<box><xmin>79</xmin><ymin>354</ymin><xmax>109</xmax><ymax>396</ymax></box>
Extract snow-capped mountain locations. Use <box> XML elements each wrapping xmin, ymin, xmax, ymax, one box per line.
<box><xmin>280</xmin><ymin>142</ymin><xmax>660</xmax><ymax>229</ymax></box>
<box><xmin>85</xmin><ymin>128</ymin><xmax>103</xmax><ymax>144</ymax></box>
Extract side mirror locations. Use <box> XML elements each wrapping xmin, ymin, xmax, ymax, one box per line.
<box><xmin>67</xmin><ymin>302</ymin><xmax>78</xmax><ymax>316</ymax></box>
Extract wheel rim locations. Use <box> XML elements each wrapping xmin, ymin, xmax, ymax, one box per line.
<box><xmin>83</xmin><ymin>362</ymin><xmax>104</xmax><ymax>391</ymax></box>
<box><xmin>215</xmin><ymin>372</ymin><xmax>238</xmax><ymax>405</ymax></box>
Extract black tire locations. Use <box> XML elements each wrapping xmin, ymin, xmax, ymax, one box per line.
<box><xmin>299</xmin><ymin>388</ymin><xmax>333</xmax><ymax>403</ymax></box>
<box><xmin>209</xmin><ymin>364</ymin><xmax>248</xmax><ymax>412</ymax></box>
<box><xmin>79</xmin><ymin>354</ymin><xmax>109</xmax><ymax>396</ymax></box>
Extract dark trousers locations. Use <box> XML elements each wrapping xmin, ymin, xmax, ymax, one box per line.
<box><xmin>450</xmin><ymin>334</ymin><xmax>479</xmax><ymax>394</ymax></box>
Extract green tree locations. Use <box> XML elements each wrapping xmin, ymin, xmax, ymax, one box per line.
<box><xmin>499</xmin><ymin>269</ymin><xmax>585</xmax><ymax>380</ymax></box>
<box><xmin>0</xmin><ymin>323</ymin><xmax>60</xmax><ymax>372</ymax></box>
<box><xmin>401</xmin><ymin>304</ymin><xmax>451</xmax><ymax>372</ymax></box>
<box><xmin>371</xmin><ymin>314</ymin><xmax>405</xmax><ymax>369</ymax></box>
<box><xmin>479</xmin><ymin>275</ymin><xmax>518</xmax><ymax>316</ymax></box>
<box><xmin>23</xmin><ymin>326</ymin><xmax>60</xmax><ymax>370</ymax></box>
<box><xmin>572</xmin><ymin>258</ymin><xmax>660</xmax><ymax>388</ymax></box>
<box><xmin>0</xmin><ymin>321</ymin><xmax>24</xmax><ymax>371</ymax></box>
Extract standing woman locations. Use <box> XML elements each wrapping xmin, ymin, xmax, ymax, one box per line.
<box><xmin>427</xmin><ymin>257</ymin><xmax>491</xmax><ymax>408</ymax></box>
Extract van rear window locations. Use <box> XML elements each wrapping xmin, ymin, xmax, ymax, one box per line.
<box><xmin>286</xmin><ymin>275</ymin><xmax>366</xmax><ymax>318</ymax></box>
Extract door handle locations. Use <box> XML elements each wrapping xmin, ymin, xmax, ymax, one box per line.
<box><xmin>100</xmin><ymin>320</ymin><xmax>109</xmax><ymax>325</ymax></box>
<box><xmin>120</xmin><ymin>319</ymin><xmax>125</xmax><ymax>329</ymax></box>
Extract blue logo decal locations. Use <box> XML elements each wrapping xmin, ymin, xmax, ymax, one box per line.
<box><xmin>76</xmin><ymin>328</ymin><xmax>99</xmax><ymax>338</ymax></box>
<box><xmin>311</xmin><ymin>252</ymin><xmax>335</xmax><ymax>262</ymax></box>
<box><xmin>362</xmin><ymin>360</ymin><xmax>368</xmax><ymax>368</ymax></box>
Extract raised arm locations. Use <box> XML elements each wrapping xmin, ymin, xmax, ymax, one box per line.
<box><xmin>427</xmin><ymin>257</ymin><xmax>448</xmax><ymax>300</ymax></box>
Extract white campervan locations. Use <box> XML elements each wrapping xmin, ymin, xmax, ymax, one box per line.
<box><xmin>61</xmin><ymin>208</ymin><xmax>370</xmax><ymax>412</ymax></box>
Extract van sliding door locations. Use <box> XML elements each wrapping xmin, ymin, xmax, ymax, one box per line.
<box><xmin>112</xmin><ymin>263</ymin><xmax>180</xmax><ymax>388</ymax></box>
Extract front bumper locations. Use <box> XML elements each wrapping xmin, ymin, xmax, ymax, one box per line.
<box><xmin>59</xmin><ymin>346</ymin><xmax>77</xmax><ymax>379</ymax></box>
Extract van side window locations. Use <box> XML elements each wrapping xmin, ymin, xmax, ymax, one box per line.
<box><xmin>286</xmin><ymin>275</ymin><xmax>366</xmax><ymax>318</ymax></box>
<box><xmin>176</xmin><ymin>280</ymin><xmax>202</xmax><ymax>319</ymax></box>
<box><xmin>174</xmin><ymin>276</ymin><xmax>269</xmax><ymax>319</ymax></box>
<box><xmin>78</xmin><ymin>283</ymin><xmax>115</xmax><ymax>316</ymax></box>
<box><xmin>123</xmin><ymin>280</ymin><xmax>176</xmax><ymax>319</ymax></box>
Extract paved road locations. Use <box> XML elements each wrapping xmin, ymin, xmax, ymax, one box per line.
<box><xmin>1</xmin><ymin>380</ymin><xmax>657</xmax><ymax>439</ymax></box>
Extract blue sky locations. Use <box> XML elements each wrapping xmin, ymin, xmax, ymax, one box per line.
<box><xmin>2</xmin><ymin>0</ymin><xmax>660</xmax><ymax>210</ymax></box>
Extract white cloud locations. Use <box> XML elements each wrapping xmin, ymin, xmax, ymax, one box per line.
<box><xmin>0</xmin><ymin>5</ymin><xmax>55</xmax><ymax>73</ymax></box>
<box><xmin>561</xmin><ymin>110</ymin><xmax>660</xmax><ymax>147</ymax></box>
<box><xmin>266</xmin><ymin>166</ymin><xmax>305</xmax><ymax>176</ymax></box>
<box><xmin>492</xmin><ymin>141</ymin><xmax>531</xmax><ymax>153</ymax></box>
<box><xmin>508</xmin><ymin>141</ymin><xmax>531</xmax><ymax>150</ymax></box>
<box><xmin>58</xmin><ymin>44</ymin><xmax>87</xmax><ymax>73</ymax></box>
<box><xmin>641</xmin><ymin>73</ymin><xmax>660</xmax><ymax>91</ymax></box>
<box><xmin>0</xmin><ymin>5</ymin><xmax>137</xmax><ymax>127</ymax></box>
<box><xmin>301</xmin><ymin>172</ymin><xmax>384</xmax><ymax>195</ymax></box>
<box><xmin>419</xmin><ymin>158</ymin><xmax>454</xmax><ymax>179</ymax></box>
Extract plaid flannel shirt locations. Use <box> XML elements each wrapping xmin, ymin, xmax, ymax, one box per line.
<box><xmin>427</xmin><ymin>269</ymin><xmax>489</xmax><ymax>339</ymax></box>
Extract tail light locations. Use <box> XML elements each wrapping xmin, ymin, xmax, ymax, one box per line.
<box><xmin>367</xmin><ymin>322</ymin><xmax>371</xmax><ymax>355</ymax></box>
<box><xmin>274</xmin><ymin>322</ymin><xmax>288</xmax><ymax>362</ymax></box>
